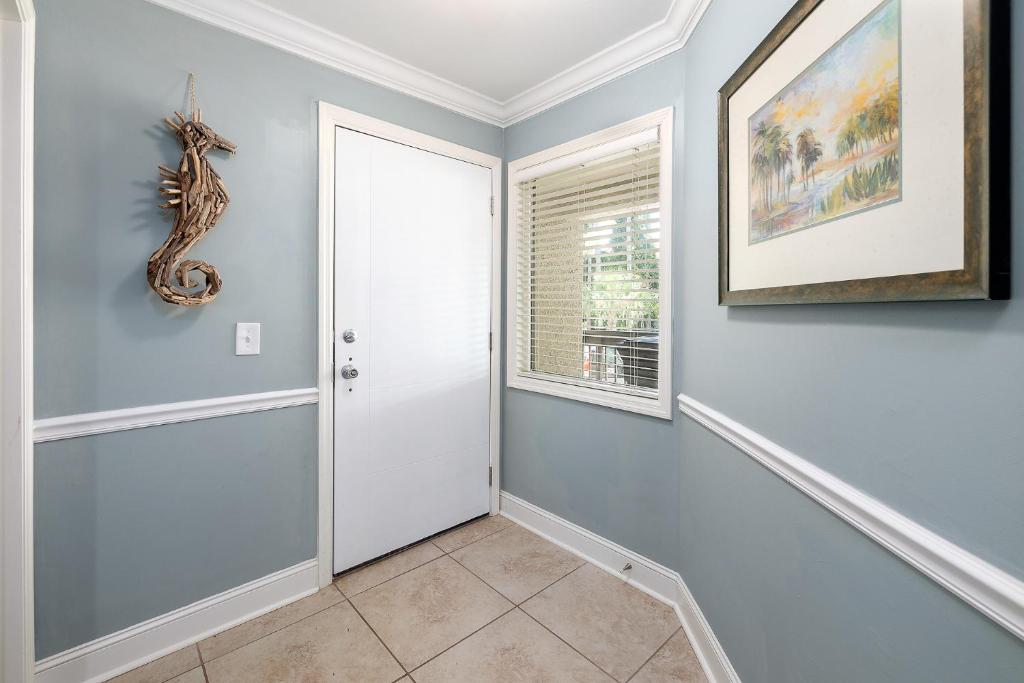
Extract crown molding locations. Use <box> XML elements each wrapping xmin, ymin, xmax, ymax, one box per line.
<box><xmin>144</xmin><ymin>0</ymin><xmax>507</xmax><ymax>125</ymax></box>
<box><xmin>144</xmin><ymin>0</ymin><xmax>711</xmax><ymax>127</ymax></box>
<box><xmin>501</xmin><ymin>0</ymin><xmax>712</xmax><ymax>125</ymax></box>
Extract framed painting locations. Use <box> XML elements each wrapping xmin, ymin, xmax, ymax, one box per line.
<box><xmin>718</xmin><ymin>0</ymin><xmax>1010</xmax><ymax>305</ymax></box>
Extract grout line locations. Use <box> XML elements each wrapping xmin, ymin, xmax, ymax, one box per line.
<box><xmin>133</xmin><ymin>517</ymin><xmax>516</xmax><ymax>682</ymax></box>
<box><xmin>198</xmin><ymin>587</ymin><xmax>345</xmax><ymax>666</ymax></box>
<box><xmin>405</xmin><ymin>603</ymin><xmax>516</xmax><ymax>677</ymax></box>
<box><xmin>445</xmin><ymin>540</ymin><xmax>583</xmax><ymax>607</ymax></box>
<box><xmin>336</xmin><ymin>545</ymin><xmax>447</xmax><ymax>598</ymax></box>
<box><xmin>434</xmin><ymin>515</ymin><xmax>512</xmax><ymax>555</ymax></box>
<box><xmin>196</xmin><ymin>518</ymin><xmax>662</xmax><ymax>682</ymax></box>
<box><xmin>514</xmin><ymin>558</ymin><xmax>587</xmax><ymax>606</ymax></box>
<box><xmin>337</xmin><ymin>514</ymin><xmax>511</xmax><ymax>600</ymax></box>
<box><xmin>518</xmin><ymin>561</ymin><xmax>586</xmax><ymax>606</ymax></box>
<box><xmin>624</xmin><ymin>627</ymin><xmax>681</xmax><ymax>683</ymax></box>
<box><xmin>402</xmin><ymin>528</ymin><xmax>586</xmax><ymax>673</ymax></box>
<box><xmin>501</xmin><ymin>515</ymin><xmax>690</xmax><ymax>679</ymax></box>
<box><xmin>516</xmin><ymin>604</ymin><xmax>621</xmax><ymax>682</ymax></box>
<box><xmin>437</xmin><ymin>549</ymin><xmax>614</xmax><ymax>680</ymax></box>
<box><xmin>337</xmin><ymin>530</ymin><xmax>446</xmax><ymax>577</ymax></box>
<box><xmin>193</xmin><ymin>517</ymin><xmax>522</xmax><ymax>680</ymax></box>
<box><xmin>339</xmin><ymin>522</ymin><xmax>519</xmax><ymax>678</ymax></box>
<box><xmin>346</xmin><ymin>596</ymin><xmax>411</xmax><ymax>675</ymax></box>
<box><xmin>195</xmin><ymin>643</ymin><xmax>210</xmax><ymax>683</ymax></box>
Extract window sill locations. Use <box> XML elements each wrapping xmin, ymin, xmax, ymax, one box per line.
<box><xmin>507</xmin><ymin>374</ymin><xmax>672</xmax><ymax>419</ymax></box>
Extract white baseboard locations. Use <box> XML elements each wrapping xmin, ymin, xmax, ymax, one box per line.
<box><xmin>499</xmin><ymin>492</ymin><xmax>740</xmax><ymax>683</ymax></box>
<box><xmin>678</xmin><ymin>393</ymin><xmax>1024</xmax><ymax>643</ymax></box>
<box><xmin>34</xmin><ymin>559</ymin><xmax>319</xmax><ymax>683</ymax></box>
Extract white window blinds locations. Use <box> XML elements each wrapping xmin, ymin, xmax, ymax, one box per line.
<box><xmin>512</xmin><ymin>133</ymin><xmax>664</xmax><ymax>401</ymax></box>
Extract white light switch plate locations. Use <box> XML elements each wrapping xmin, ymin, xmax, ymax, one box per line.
<box><xmin>236</xmin><ymin>323</ymin><xmax>261</xmax><ymax>355</ymax></box>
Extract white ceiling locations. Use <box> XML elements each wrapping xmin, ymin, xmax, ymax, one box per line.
<box><xmin>148</xmin><ymin>0</ymin><xmax>712</xmax><ymax>125</ymax></box>
<box><xmin>256</xmin><ymin>0</ymin><xmax>673</xmax><ymax>103</ymax></box>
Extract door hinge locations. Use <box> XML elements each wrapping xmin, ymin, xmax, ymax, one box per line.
<box><xmin>489</xmin><ymin>332</ymin><xmax>493</xmax><ymax>351</ymax></box>
<box><xmin>490</xmin><ymin>196</ymin><xmax>494</xmax><ymax>216</ymax></box>
<box><xmin>488</xmin><ymin>466</ymin><xmax>493</xmax><ymax>486</ymax></box>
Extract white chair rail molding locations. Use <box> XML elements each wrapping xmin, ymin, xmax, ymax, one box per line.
<box><xmin>677</xmin><ymin>393</ymin><xmax>1024</xmax><ymax>643</ymax></box>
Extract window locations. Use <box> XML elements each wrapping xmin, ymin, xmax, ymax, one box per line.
<box><xmin>506</xmin><ymin>109</ymin><xmax>672</xmax><ymax>418</ymax></box>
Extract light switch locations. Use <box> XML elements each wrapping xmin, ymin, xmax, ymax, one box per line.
<box><xmin>235</xmin><ymin>323</ymin><xmax>261</xmax><ymax>355</ymax></box>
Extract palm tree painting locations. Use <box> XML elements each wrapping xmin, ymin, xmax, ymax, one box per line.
<box><xmin>748</xmin><ymin>0</ymin><xmax>901</xmax><ymax>244</ymax></box>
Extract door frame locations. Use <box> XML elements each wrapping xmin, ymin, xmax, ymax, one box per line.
<box><xmin>1</xmin><ymin>1</ymin><xmax>36</xmax><ymax>680</ymax></box>
<box><xmin>316</xmin><ymin>102</ymin><xmax>503</xmax><ymax>587</ymax></box>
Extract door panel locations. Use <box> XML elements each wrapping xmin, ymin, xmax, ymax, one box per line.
<box><xmin>333</xmin><ymin>127</ymin><xmax>492</xmax><ymax>573</ymax></box>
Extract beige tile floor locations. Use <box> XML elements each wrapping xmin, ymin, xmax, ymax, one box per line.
<box><xmin>113</xmin><ymin>516</ymin><xmax>707</xmax><ymax>683</ymax></box>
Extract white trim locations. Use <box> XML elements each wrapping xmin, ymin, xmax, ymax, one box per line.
<box><xmin>142</xmin><ymin>0</ymin><xmax>711</xmax><ymax>126</ymax></box>
<box><xmin>145</xmin><ymin>0</ymin><xmax>505</xmax><ymax>125</ymax></box>
<box><xmin>316</xmin><ymin>104</ymin><xmax>337</xmax><ymax>589</ymax></box>
<box><xmin>487</xmin><ymin>143</ymin><xmax>504</xmax><ymax>518</ymax></box>
<box><xmin>678</xmin><ymin>393</ymin><xmax>1024</xmax><ymax>643</ymax></box>
<box><xmin>501</xmin><ymin>0</ymin><xmax>712</xmax><ymax>125</ymax></box>
<box><xmin>34</xmin><ymin>559</ymin><xmax>318</xmax><ymax>683</ymax></box>
<box><xmin>33</xmin><ymin>388</ymin><xmax>319</xmax><ymax>443</ymax></box>
<box><xmin>506</xmin><ymin>107</ymin><xmax>674</xmax><ymax>420</ymax></box>
<box><xmin>1</xmin><ymin>2</ymin><xmax>35</xmax><ymax>681</ymax></box>
<box><xmin>500</xmin><ymin>491</ymin><xmax>740</xmax><ymax>683</ymax></box>
<box><xmin>316</xmin><ymin>102</ymin><xmax>503</xmax><ymax>587</ymax></box>
<box><xmin>510</xmin><ymin>127</ymin><xmax>660</xmax><ymax>183</ymax></box>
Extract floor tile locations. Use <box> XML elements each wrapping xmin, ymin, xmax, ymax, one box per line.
<box><xmin>411</xmin><ymin>609</ymin><xmax>613</xmax><ymax>683</ymax></box>
<box><xmin>337</xmin><ymin>541</ymin><xmax>444</xmax><ymax>597</ymax></box>
<box><xmin>204</xmin><ymin>601</ymin><xmax>403</xmax><ymax>683</ymax></box>
<box><xmin>351</xmin><ymin>556</ymin><xmax>513</xmax><ymax>670</ymax></box>
<box><xmin>630</xmin><ymin>629</ymin><xmax>707</xmax><ymax>683</ymax></box>
<box><xmin>198</xmin><ymin>585</ymin><xmax>343</xmax><ymax>661</ymax></box>
<box><xmin>451</xmin><ymin>524</ymin><xmax>584</xmax><ymax>603</ymax></box>
<box><xmin>432</xmin><ymin>514</ymin><xmax>511</xmax><ymax>553</ymax></box>
<box><xmin>522</xmin><ymin>564</ymin><xmax>679</xmax><ymax>681</ymax></box>
<box><xmin>166</xmin><ymin>669</ymin><xmax>206</xmax><ymax>683</ymax></box>
<box><xmin>109</xmin><ymin>646</ymin><xmax>200</xmax><ymax>683</ymax></box>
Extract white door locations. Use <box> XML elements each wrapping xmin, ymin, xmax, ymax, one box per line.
<box><xmin>333</xmin><ymin>127</ymin><xmax>493</xmax><ymax>573</ymax></box>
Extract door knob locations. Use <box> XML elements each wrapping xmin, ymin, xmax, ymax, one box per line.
<box><xmin>341</xmin><ymin>364</ymin><xmax>359</xmax><ymax>379</ymax></box>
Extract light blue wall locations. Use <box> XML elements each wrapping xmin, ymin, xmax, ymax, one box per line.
<box><xmin>34</xmin><ymin>0</ymin><xmax>501</xmax><ymax>419</ymax></box>
<box><xmin>502</xmin><ymin>0</ymin><xmax>1024</xmax><ymax>680</ymax></box>
<box><xmin>33</xmin><ymin>0</ymin><xmax>502</xmax><ymax>658</ymax></box>
<box><xmin>34</xmin><ymin>407</ymin><xmax>317</xmax><ymax>658</ymax></box>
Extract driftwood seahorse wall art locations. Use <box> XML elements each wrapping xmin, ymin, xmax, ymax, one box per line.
<box><xmin>148</xmin><ymin>109</ymin><xmax>236</xmax><ymax>306</ymax></box>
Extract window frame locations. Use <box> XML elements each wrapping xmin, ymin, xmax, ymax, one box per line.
<box><xmin>506</xmin><ymin>107</ymin><xmax>673</xmax><ymax>419</ymax></box>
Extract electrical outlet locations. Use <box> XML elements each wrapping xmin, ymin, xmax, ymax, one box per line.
<box><xmin>235</xmin><ymin>323</ymin><xmax>261</xmax><ymax>355</ymax></box>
